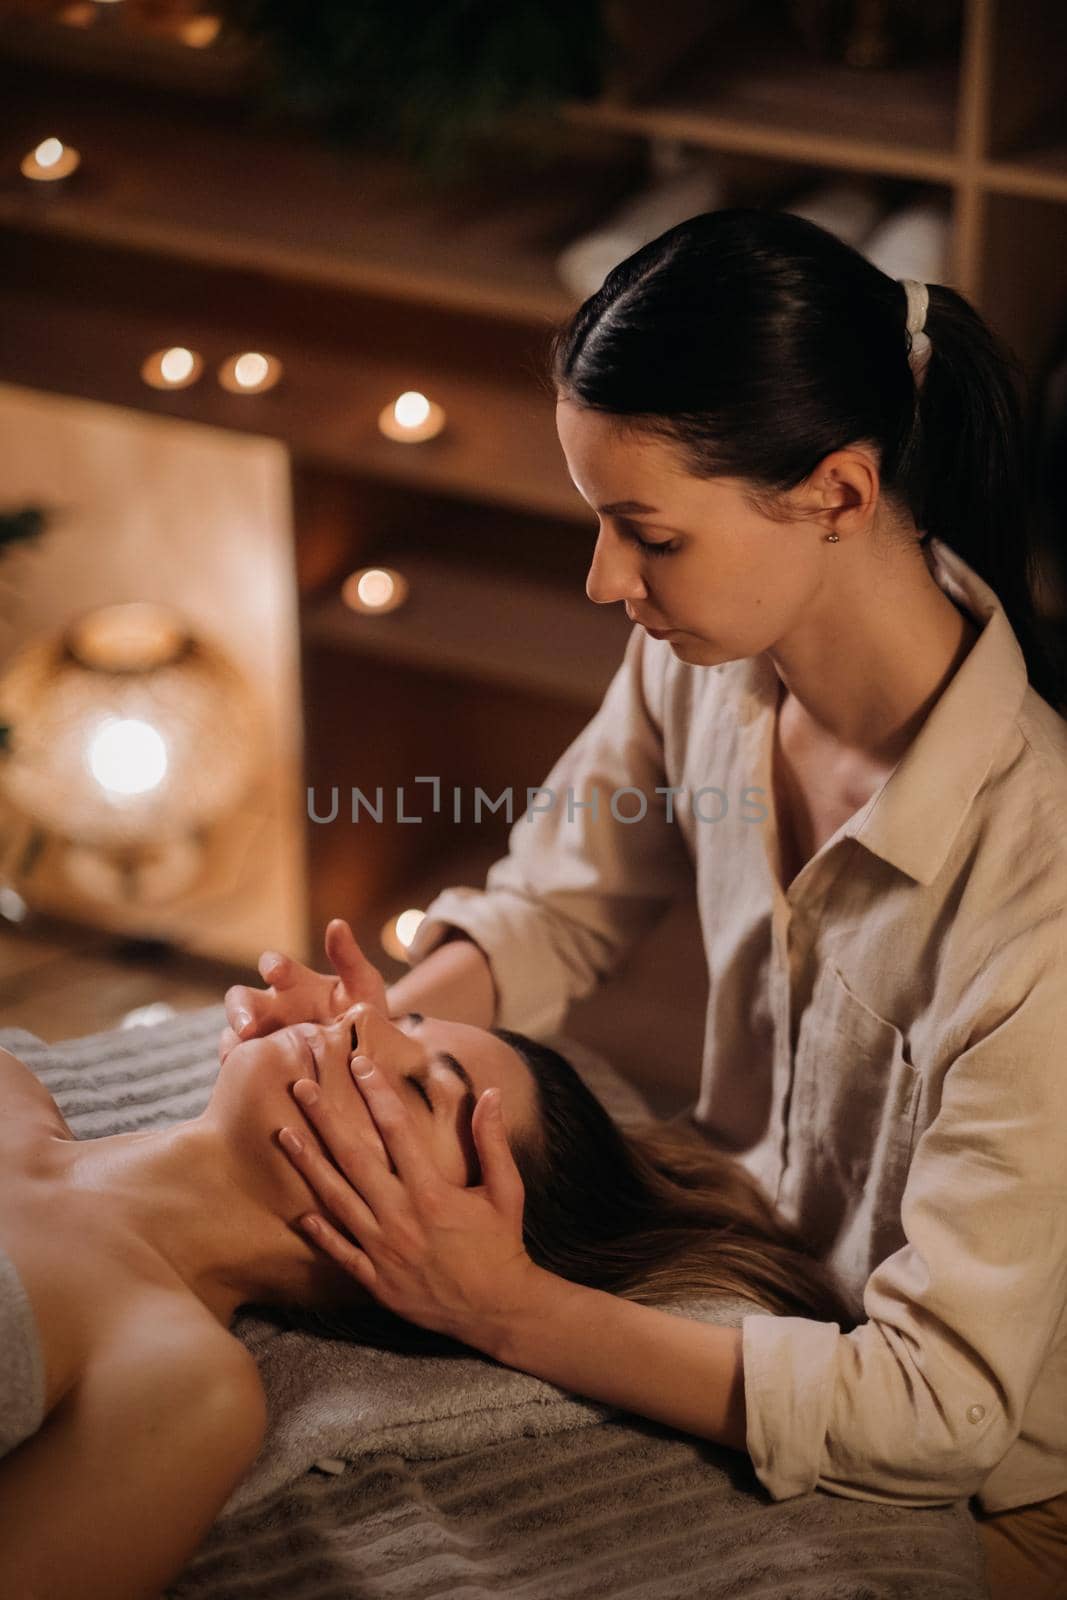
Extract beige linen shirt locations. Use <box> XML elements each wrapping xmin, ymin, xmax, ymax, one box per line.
<box><xmin>408</xmin><ymin>537</ymin><xmax>1067</xmax><ymax>1512</ymax></box>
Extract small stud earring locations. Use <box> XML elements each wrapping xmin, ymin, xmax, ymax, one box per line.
<box><xmin>825</xmin><ymin>532</ymin><xmax>840</xmax><ymax>543</ymax></box>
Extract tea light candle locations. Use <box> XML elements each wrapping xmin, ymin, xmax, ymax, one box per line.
<box><xmin>378</xmin><ymin>390</ymin><xmax>446</xmax><ymax>443</ymax></box>
<box><xmin>141</xmin><ymin>346</ymin><xmax>204</xmax><ymax>391</ymax></box>
<box><xmin>20</xmin><ymin>138</ymin><xmax>81</xmax><ymax>183</ymax></box>
<box><xmin>341</xmin><ymin>567</ymin><xmax>410</xmax><ymax>616</ymax></box>
<box><xmin>217</xmin><ymin>352</ymin><xmax>283</xmax><ymax>395</ymax></box>
<box><xmin>380</xmin><ymin>908</ymin><xmax>425</xmax><ymax>962</ymax></box>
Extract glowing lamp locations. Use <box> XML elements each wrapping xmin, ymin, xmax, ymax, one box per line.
<box><xmin>0</xmin><ymin>602</ymin><xmax>259</xmax><ymax>902</ymax></box>
<box><xmin>377</xmin><ymin>391</ymin><xmax>446</xmax><ymax>443</ymax></box>
<box><xmin>20</xmin><ymin>139</ymin><xmax>81</xmax><ymax>183</ymax></box>
<box><xmin>340</xmin><ymin>567</ymin><xmax>410</xmax><ymax>616</ymax></box>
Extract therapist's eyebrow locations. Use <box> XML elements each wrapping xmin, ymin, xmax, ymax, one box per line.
<box><xmin>400</xmin><ymin>1012</ymin><xmax>476</xmax><ymax>1097</ymax></box>
<box><xmin>597</xmin><ymin>499</ymin><xmax>659</xmax><ymax>516</ymax></box>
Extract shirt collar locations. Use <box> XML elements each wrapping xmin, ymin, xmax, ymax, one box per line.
<box><xmin>738</xmin><ymin>536</ymin><xmax>1030</xmax><ymax>887</ymax></box>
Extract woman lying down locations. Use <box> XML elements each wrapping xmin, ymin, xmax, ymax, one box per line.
<box><xmin>0</xmin><ymin>998</ymin><xmax>851</xmax><ymax>1599</ymax></box>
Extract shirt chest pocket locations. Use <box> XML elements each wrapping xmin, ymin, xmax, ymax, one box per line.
<box><xmin>791</xmin><ymin>962</ymin><xmax>923</xmax><ymax>1210</ymax></box>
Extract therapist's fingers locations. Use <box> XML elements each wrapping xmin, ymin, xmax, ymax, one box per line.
<box><xmin>324</xmin><ymin>919</ymin><xmax>388</xmax><ymax>1011</ymax></box>
<box><xmin>292</xmin><ymin>1070</ymin><xmax>406</xmax><ymax>1208</ymax></box>
<box><xmin>218</xmin><ymin>1024</ymin><xmax>240</xmax><ymax>1064</ymax></box>
<box><xmin>276</xmin><ymin>1111</ymin><xmax>383</xmax><ymax>1246</ymax></box>
<box><xmin>348</xmin><ymin>1058</ymin><xmax>450</xmax><ymax>1204</ymax></box>
<box><xmin>297</xmin><ymin>1212</ymin><xmax>379</xmax><ymax>1293</ymax></box>
<box><xmin>224</xmin><ymin>982</ymin><xmax>271</xmax><ymax>1039</ymax></box>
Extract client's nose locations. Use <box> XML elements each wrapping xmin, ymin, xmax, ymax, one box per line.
<box><xmin>345</xmin><ymin>1000</ymin><xmax>409</xmax><ymax>1060</ymax></box>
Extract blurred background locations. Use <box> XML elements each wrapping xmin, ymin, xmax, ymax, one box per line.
<box><xmin>0</xmin><ymin>0</ymin><xmax>1064</xmax><ymax>1112</ymax></box>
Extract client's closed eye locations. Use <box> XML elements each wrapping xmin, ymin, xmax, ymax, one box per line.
<box><xmin>409</xmin><ymin>1076</ymin><xmax>434</xmax><ymax>1111</ymax></box>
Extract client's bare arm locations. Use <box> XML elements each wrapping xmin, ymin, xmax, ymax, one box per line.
<box><xmin>0</xmin><ymin>1302</ymin><xmax>266</xmax><ymax>1600</ymax></box>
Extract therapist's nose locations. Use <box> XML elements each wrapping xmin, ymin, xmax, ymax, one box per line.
<box><xmin>585</xmin><ymin>528</ymin><xmax>647</xmax><ymax>607</ymax></box>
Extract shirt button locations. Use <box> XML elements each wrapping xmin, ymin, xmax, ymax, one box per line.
<box><xmin>967</xmin><ymin>1404</ymin><xmax>986</xmax><ymax>1424</ymax></box>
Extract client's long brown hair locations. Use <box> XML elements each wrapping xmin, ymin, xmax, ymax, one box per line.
<box><xmin>499</xmin><ymin>1030</ymin><xmax>855</xmax><ymax>1331</ymax></box>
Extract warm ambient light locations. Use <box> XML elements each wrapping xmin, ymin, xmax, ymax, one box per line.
<box><xmin>141</xmin><ymin>347</ymin><xmax>204</xmax><ymax>391</ymax></box>
<box><xmin>20</xmin><ymin>139</ymin><xmax>82</xmax><ymax>183</ymax></box>
<box><xmin>179</xmin><ymin>14</ymin><xmax>222</xmax><ymax>47</ymax></box>
<box><xmin>341</xmin><ymin>567</ymin><xmax>410</xmax><ymax>616</ymax></box>
<box><xmin>0</xmin><ymin>887</ymin><xmax>28</xmax><ymax>924</ymax></box>
<box><xmin>217</xmin><ymin>352</ymin><xmax>283</xmax><ymax>395</ymax></box>
<box><xmin>68</xmin><ymin>601</ymin><xmax>188</xmax><ymax>672</ymax></box>
<box><xmin>377</xmin><ymin>390</ymin><xmax>446</xmax><ymax>443</ymax></box>
<box><xmin>87</xmin><ymin>716</ymin><xmax>169</xmax><ymax>797</ymax></box>
<box><xmin>0</xmin><ymin>602</ymin><xmax>259</xmax><ymax>904</ymax></box>
<box><xmin>380</xmin><ymin>908</ymin><xmax>425</xmax><ymax>962</ymax></box>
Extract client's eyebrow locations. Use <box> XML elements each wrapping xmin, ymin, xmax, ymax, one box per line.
<box><xmin>399</xmin><ymin>1011</ymin><xmax>476</xmax><ymax>1097</ymax></box>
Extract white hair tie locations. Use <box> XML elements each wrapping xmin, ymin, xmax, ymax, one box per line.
<box><xmin>899</xmin><ymin>277</ymin><xmax>932</xmax><ymax>376</ymax></box>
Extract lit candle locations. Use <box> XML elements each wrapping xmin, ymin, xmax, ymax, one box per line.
<box><xmin>380</xmin><ymin>908</ymin><xmax>425</xmax><ymax>962</ymax></box>
<box><xmin>341</xmin><ymin>566</ymin><xmax>410</xmax><ymax>616</ymax></box>
<box><xmin>217</xmin><ymin>352</ymin><xmax>283</xmax><ymax>395</ymax></box>
<box><xmin>141</xmin><ymin>346</ymin><xmax>204</xmax><ymax>391</ymax></box>
<box><xmin>20</xmin><ymin>138</ymin><xmax>81</xmax><ymax>183</ymax></box>
<box><xmin>377</xmin><ymin>390</ymin><xmax>446</xmax><ymax>443</ymax></box>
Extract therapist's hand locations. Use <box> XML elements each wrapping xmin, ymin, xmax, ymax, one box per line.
<box><xmin>276</xmin><ymin>1055</ymin><xmax>536</xmax><ymax>1351</ymax></box>
<box><xmin>220</xmin><ymin>919</ymin><xmax>388</xmax><ymax>1063</ymax></box>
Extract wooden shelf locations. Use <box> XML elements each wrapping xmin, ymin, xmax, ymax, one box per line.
<box><xmin>982</xmin><ymin>148</ymin><xmax>1067</xmax><ymax>204</ymax></box>
<box><xmin>0</xmin><ymin>63</ymin><xmax>634</xmax><ymax>328</ymax></box>
<box><xmin>563</xmin><ymin>20</ymin><xmax>962</xmax><ymax>186</ymax></box>
<box><xmin>302</xmin><ymin>555</ymin><xmax>633</xmax><ymax>709</ymax></box>
<box><xmin>0</xmin><ymin>232</ymin><xmax>587</xmax><ymax>523</ymax></box>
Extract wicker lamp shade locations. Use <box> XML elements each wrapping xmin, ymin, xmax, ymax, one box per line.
<box><xmin>0</xmin><ymin>602</ymin><xmax>259</xmax><ymax>856</ymax></box>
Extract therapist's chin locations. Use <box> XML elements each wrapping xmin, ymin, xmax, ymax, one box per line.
<box><xmin>672</xmin><ymin>630</ymin><xmax>746</xmax><ymax>668</ymax></box>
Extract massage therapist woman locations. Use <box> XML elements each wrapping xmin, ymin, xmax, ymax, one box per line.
<box><xmin>227</xmin><ymin>209</ymin><xmax>1067</xmax><ymax>1596</ymax></box>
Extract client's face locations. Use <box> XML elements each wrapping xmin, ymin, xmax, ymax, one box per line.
<box><xmin>214</xmin><ymin>1002</ymin><xmax>540</xmax><ymax>1191</ymax></box>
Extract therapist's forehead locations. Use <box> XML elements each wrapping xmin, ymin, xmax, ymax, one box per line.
<box><xmin>555</xmin><ymin>398</ymin><xmax>691</xmax><ymax>500</ymax></box>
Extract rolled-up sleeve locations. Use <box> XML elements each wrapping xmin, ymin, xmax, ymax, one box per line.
<box><xmin>742</xmin><ymin>932</ymin><xmax>1067</xmax><ymax>1507</ymax></box>
<box><xmin>406</xmin><ymin>626</ymin><xmax>694</xmax><ymax>1036</ymax></box>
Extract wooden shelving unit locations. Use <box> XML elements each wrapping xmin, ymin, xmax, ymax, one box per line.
<box><xmin>303</xmin><ymin>554</ymin><xmax>631</xmax><ymax>711</ymax></box>
<box><xmin>0</xmin><ymin>0</ymin><xmax>1064</xmax><ymax>1099</ymax></box>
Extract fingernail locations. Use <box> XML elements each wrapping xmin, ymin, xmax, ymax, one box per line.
<box><xmin>279</xmin><ymin>1128</ymin><xmax>303</xmax><ymax>1154</ymax></box>
<box><xmin>262</xmin><ymin>952</ymin><xmax>284</xmax><ymax>974</ymax></box>
<box><xmin>351</xmin><ymin>1059</ymin><xmax>375</xmax><ymax>1081</ymax></box>
<box><xmin>235</xmin><ymin>1008</ymin><xmax>253</xmax><ymax>1036</ymax></box>
<box><xmin>302</xmin><ymin>1215</ymin><xmax>323</xmax><ymax>1236</ymax></box>
<box><xmin>293</xmin><ymin>1079</ymin><xmax>319</xmax><ymax>1106</ymax></box>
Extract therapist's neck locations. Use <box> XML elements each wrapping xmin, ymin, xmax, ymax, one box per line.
<box><xmin>768</xmin><ymin>529</ymin><xmax>980</xmax><ymax>758</ymax></box>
